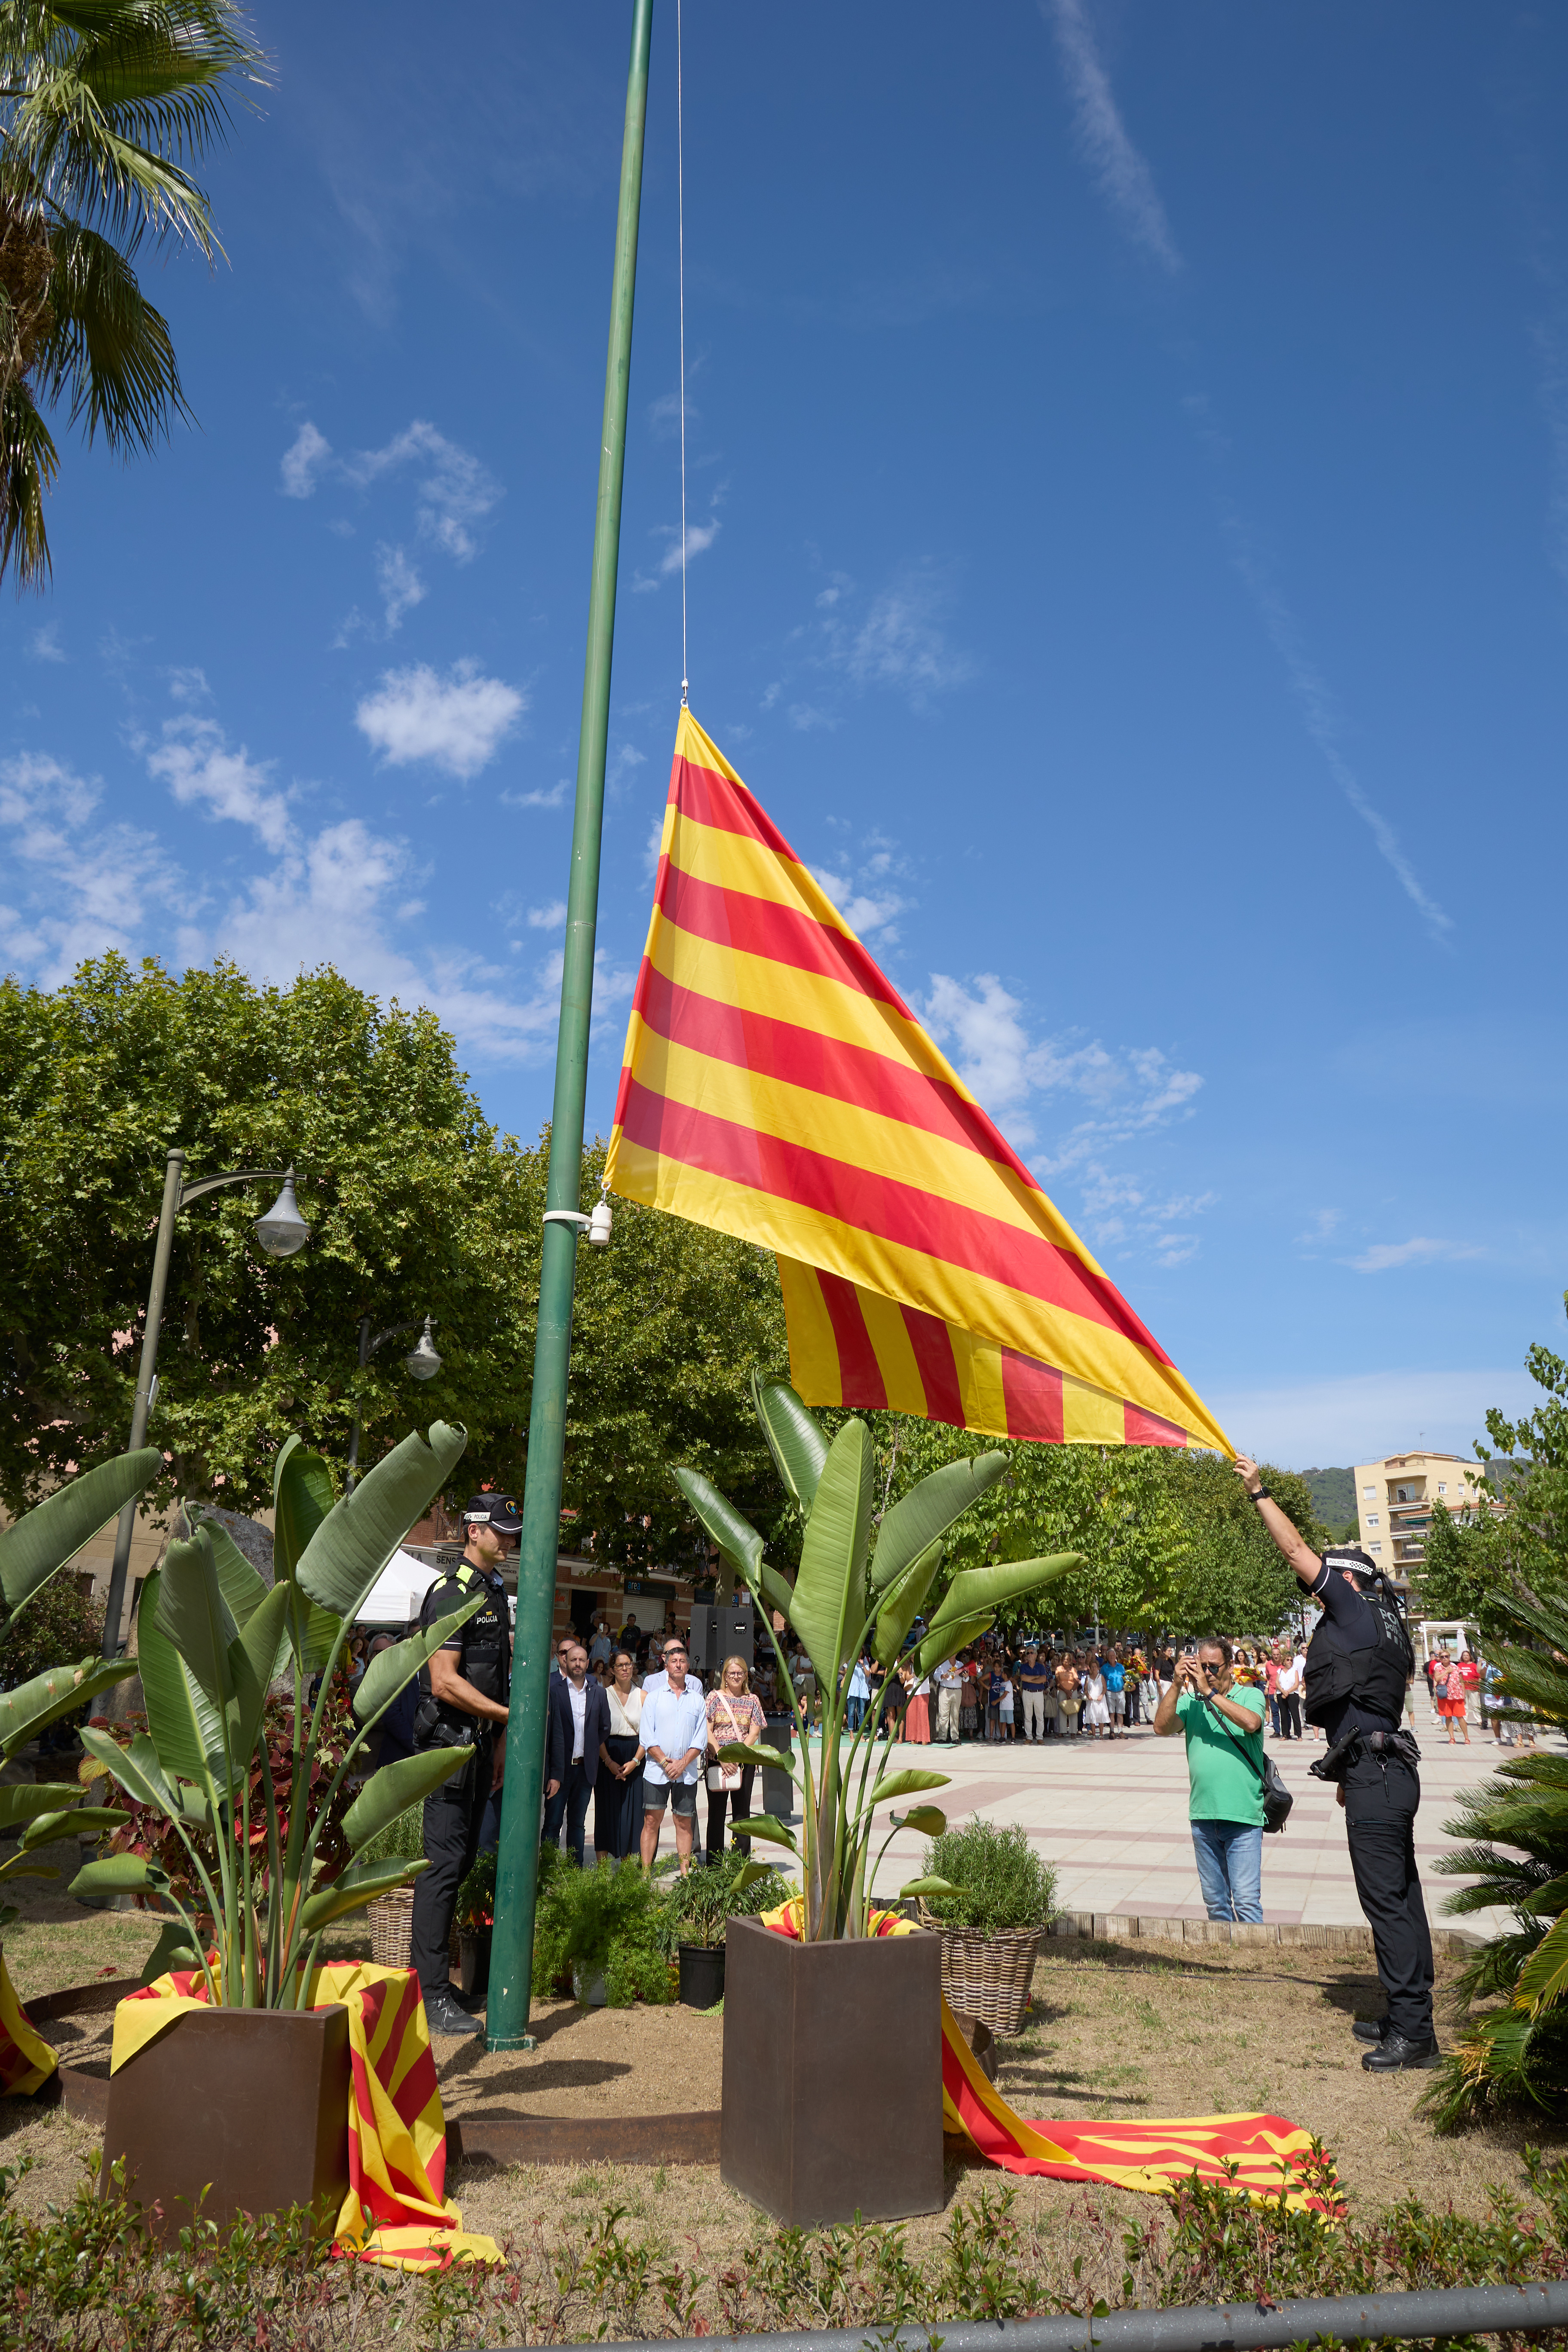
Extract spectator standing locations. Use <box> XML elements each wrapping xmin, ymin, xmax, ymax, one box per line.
<box><xmin>1438</xmin><ymin>1654</ymin><xmax>1471</xmax><ymax>1746</ymax></box>
<box><xmin>1018</xmin><ymin>1643</ymin><xmax>1050</xmax><ymax>1743</ymax></box>
<box><xmin>594</xmin><ymin>1648</ymin><xmax>645</xmax><ymax>1862</ymax></box>
<box><xmin>1276</xmin><ymin>1647</ymin><xmax>1305</xmax><ymax>1740</ymax></box>
<box><xmin>588</xmin><ymin>1615</ymin><xmax>614</xmax><ymax>1669</ymax></box>
<box><xmin>933</xmin><ymin>1654</ymin><xmax>964</xmax><ymax>1743</ymax></box>
<box><xmin>1125</xmin><ymin>1647</ymin><xmax>1146</xmax><ymax>1729</ymax></box>
<box><xmin>960</xmin><ymin>1653</ymin><xmax>982</xmax><ymax>1741</ymax></box>
<box><xmin>1055</xmin><ymin>1652</ymin><xmax>1082</xmax><ymax>1739</ymax></box>
<box><xmin>1154</xmin><ymin>1638</ymin><xmax>1267</xmax><ymax>1924</ymax></box>
<box><xmin>1263</xmin><ymin>1648</ymin><xmax>1282</xmax><ymax>1738</ymax></box>
<box><xmin>705</xmin><ymin>1654</ymin><xmax>765</xmax><ymax>1859</ymax></box>
<box><xmin>995</xmin><ymin>1665</ymin><xmax>1015</xmax><ymax>1740</ymax></box>
<box><xmin>638</xmin><ymin>1641</ymin><xmax>706</xmax><ymax>1876</ymax></box>
<box><xmin>1104</xmin><ymin>1650</ymin><xmax>1127</xmax><ymax>1738</ymax></box>
<box><xmin>545</xmin><ymin>1641</ymin><xmax>611</xmax><ymax>1867</ymax></box>
<box><xmin>906</xmin><ymin>1667</ymin><xmax>933</xmax><ymax>1744</ymax></box>
<box><xmin>1082</xmin><ymin>1660</ymin><xmax>1109</xmax><ymax>1739</ymax></box>
<box><xmin>845</xmin><ymin>1652</ymin><xmax>870</xmax><ymax>1732</ymax></box>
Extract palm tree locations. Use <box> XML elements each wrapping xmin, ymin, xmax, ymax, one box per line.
<box><xmin>0</xmin><ymin>0</ymin><xmax>266</xmax><ymax>589</ymax></box>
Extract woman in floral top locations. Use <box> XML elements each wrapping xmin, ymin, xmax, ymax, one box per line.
<box><xmin>704</xmin><ymin>1656</ymin><xmax>767</xmax><ymax>1857</ymax></box>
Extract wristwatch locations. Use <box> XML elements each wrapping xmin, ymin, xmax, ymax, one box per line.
<box><xmin>1250</xmin><ymin>1486</ymin><xmax>1272</xmax><ymax>1504</ymax></box>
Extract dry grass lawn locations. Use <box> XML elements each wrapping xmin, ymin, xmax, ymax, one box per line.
<box><xmin>5</xmin><ymin>1883</ymin><xmax>1563</xmax><ymax>2267</ymax></box>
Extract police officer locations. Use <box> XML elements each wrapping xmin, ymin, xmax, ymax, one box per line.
<box><xmin>1235</xmin><ymin>1455</ymin><xmax>1436</xmax><ymax>2070</ymax></box>
<box><xmin>408</xmin><ymin>1491</ymin><xmax>517</xmax><ymax>2038</ymax></box>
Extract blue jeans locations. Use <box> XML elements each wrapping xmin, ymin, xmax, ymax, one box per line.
<box><xmin>1191</xmin><ymin>1819</ymin><xmax>1263</xmax><ymax>1923</ymax></box>
<box><xmin>846</xmin><ymin>1696</ymin><xmax>866</xmax><ymax>1731</ymax></box>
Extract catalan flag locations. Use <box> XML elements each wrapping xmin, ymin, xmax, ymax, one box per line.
<box><xmin>604</xmin><ymin>712</ymin><xmax>1229</xmax><ymax>1455</ymax></box>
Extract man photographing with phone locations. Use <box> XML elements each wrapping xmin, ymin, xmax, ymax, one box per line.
<box><xmin>1234</xmin><ymin>1454</ymin><xmax>1436</xmax><ymax>2071</ymax></box>
<box><xmin>1154</xmin><ymin>1638</ymin><xmax>1270</xmax><ymax>1924</ymax></box>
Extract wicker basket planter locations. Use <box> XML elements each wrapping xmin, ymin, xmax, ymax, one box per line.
<box><xmin>368</xmin><ymin>1888</ymin><xmax>416</xmax><ymax>1971</ymax></box>
<box><xmin>920</xmin><ymin>1911</ymin><xmax>1044</xmax><ymax>2036</ymax></box>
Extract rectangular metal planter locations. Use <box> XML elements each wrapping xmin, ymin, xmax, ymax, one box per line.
<box><xmin>720</xmin><ymin>1914</ymin><xmax>943</xmax><ymax>2226</ymax></box>
<box><xmin>103</xmin><ymin>2003</ymin><xmax>351</xmax><ymax>2238</ymax></box>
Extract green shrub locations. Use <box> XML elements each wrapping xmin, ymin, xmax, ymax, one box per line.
<box><xmin>453</xmin><ymin>1846</ymin><xmax>495</xmax><ymax>1932</ymax></box>
<box><xmin>352</xmin><ymin>1801</ymin><xmax>424</xmax><ymax>1870</ymax></box>
<box><xmin>530</xmin><ymin>1856</ymin><xmax>674</xmax><ymax>2007</ymax></box>
<box><xmin>656</xmin><ymin>1848</ymin><xmax>792</xmax><ymax>1952</ymax></box>
<box><xmin>920</xmin><ymin>1818</ymin><xmax>1055</xmax><ymax>1936</ymax></box>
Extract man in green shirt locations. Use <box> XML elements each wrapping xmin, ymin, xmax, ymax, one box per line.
<box><xmin>1153</xmin><ymin>1639</ymin><xmax>1267</xmax><ymax>1924</ymax></box>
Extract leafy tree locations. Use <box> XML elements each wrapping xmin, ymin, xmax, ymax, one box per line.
<box><xmin>0</xmin><ymin>1565</ymin><xmax>99</xmax><ymax>1688</ymax></box>
<box><xmin>1</xmin><ymin>0</ymin><xmax>266</xmax><ymax>588</ymax></box>
<box><xmin>1417</xmin><ymin>1299</ymin><xmax>1568</xmax><ymax>1642</ymax></box>
<box><xmin>0</xmin><ymin>956</ymin><xmax>787</xmax><ymax>1550</ymax></box>
<box><xmin>1162</xmin><ymin>1452</ymin><xmax>1323</xmax><ymax>1638</ymax></box>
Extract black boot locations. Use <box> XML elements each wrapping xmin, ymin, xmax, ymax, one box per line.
<box><xmin>1361</xmin><ymin>2028</ymin><xmax>1439</xmax><ymax>2071</ymax></box>
<box><xmin>1352</xmin><ymin>2017</ymin><xmax>1387</xmax><ymax>2043</ymax></box>
<box><xmin>424</xmin><ymin>1986</ymin><xmax>484</xmax><ymax>2038</ymax></box>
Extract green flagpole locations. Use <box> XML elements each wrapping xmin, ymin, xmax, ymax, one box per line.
<box><xmin>487</xmin><ymin>0</ymin><xmax>654</xmax><ymax>2053</ymax></box>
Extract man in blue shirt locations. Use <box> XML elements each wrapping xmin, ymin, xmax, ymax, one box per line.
<box><xmin>638</xmin><ymin>1639</ymin><xmax>707</xmax><ymax>1876</ymax></box>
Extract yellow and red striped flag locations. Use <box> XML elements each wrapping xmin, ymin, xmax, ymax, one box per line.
<box><xmin>603</xmin><ymin>711</ymin><xmax>1229</xmax><ymax>1454</ymax></box>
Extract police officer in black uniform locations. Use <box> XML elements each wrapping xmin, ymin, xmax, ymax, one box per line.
<box><xmin>408</xmin><ymin>1491</ymin><xmax>517</xmax><ymax>2038</ymax></box>
<box><xmin>1235</xmin><ymin>1455</ymin><xmax>1436</xmax><ymax>2070</ymax></box>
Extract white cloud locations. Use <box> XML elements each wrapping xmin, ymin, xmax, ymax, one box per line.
<box><xmin>1078</xmin><ymin>1164</ymin><xmax>1216</xmax><ymax>1262</ymax></box>
<box><xmin>838</xmin><ymin>572</ymin><xmax>974</xmax><ymax>701</ymax></box>
<box><xmin>527</xmin><ymin>901</ymin><xmax>566</xmax><ymax>930</ymax></box>
<box><xmin>1348</xmin><ymin>1237</ymin><xmax>1486</xmax><ymax>1274</ymax></box>
<box><xmin>145</xmin><ymin>714</ymin><xmax>292</xmax><ymax>853</ymax></box>
<box><xmin>375</xmin><ymin>543</ymin><xmax>426</xmax><ymax>631</ymax></box>
<box><xmin>341</xmin><ymin>420</ymin><xmax>500</xmax><ymax>561</ymax></box>
<box><xmin>1296</xmin><ymin>1208</ymin><xmax>1341</xmax><ymax>1249</ymax></box>
<box><xmin>609</xmin><ymin>743</ymin><xmax>647</xmax><ymax>791</ymax></box>
<box><xmin>1205</xmin><ymin>1368</ymin><xmax>1537</xmax><ymax>1470</ymax></box>
<box><xmin>500</xmin><ymin>779</ymin><xmax>569</xmax><ymax>811</ymax></box>
<box><xmin>280</xmin><ymin>420</ymin><xmax>332</xmax><ymax>498</ymax></box>
<box><xmin>1043</xmin><ymin>0</ymin><xmax>1182</xmax><ymax>275</ymax></box>
<box><xmin>28</xmin><ymin>622</ymin><xmax>64</xmax><ymax>664</ymax></box>
<box><xmin>355</xmin><ymin>660</ymin><xmax>525</xmax><ymax>779</ymax></box>
<box><xmin>649</xmin><ymin>390</ymin><xmax>695</xmax><ymax>440</ymax></box>
<box><xmin>659</xmin><ymin>516</ymin><xmax>721</xmax><ymax>575</ymax></box>
<box><xmin>643</xmin><ymin>812</ymin><xmax>666</xmax><ymax>878</ymax></box>
<box><xmin>0</xmin><ymin>751</ymin><xmax>172</xmax><ymax>984</ymax></box>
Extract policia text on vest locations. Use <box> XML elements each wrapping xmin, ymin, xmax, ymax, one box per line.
<box><xmin>1233</xmin><ymin>1454</ymin><xmax>1437</xmax><ymax>2072</ymax></box>
<box><xmin>407</xmin><ymin>1491</ymin><xmax>518</xmax><ymax>2040</ymax></box>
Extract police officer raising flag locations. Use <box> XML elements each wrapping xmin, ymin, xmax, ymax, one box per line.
<box><xmin>1234</xmin><ymin>1455</ymin><xmax>1437</xmax><ymax>2072</ymax></box>
<box><xmin>408</xmin><ymin>1491</ymin><xmax>517</xmax><ymax>2039</ymax></box>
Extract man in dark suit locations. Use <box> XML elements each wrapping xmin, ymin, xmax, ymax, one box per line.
<box><xmin>545</xmin><ymin>1639</ymin><xmax>611</xmax><ymax>1865</ymax></box>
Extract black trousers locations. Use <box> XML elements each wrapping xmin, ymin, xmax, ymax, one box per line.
<box><xmin>410</xmin><ymin>1746</ymin><xmax>490</xmax><ymax>2001</ymax></box>
<box><xmin>1343</xmin><ymin>1749</ymin><xmax>1434</xmax><ymax>2043</ymax></box>
<box><xmin>705</xmin><ymin>1764</ymin><xmax>756</xmax><ymax>1859</ymax></box>
<box><xmin>543</xmin><ymin>1757</ymin><xmax>593</xmax><ymax>1866</ymax></box>
<box><xmin>1278</xmin><ymin>1692</ymin><xmax>1302</xmax><ymax>1738</ymax></box>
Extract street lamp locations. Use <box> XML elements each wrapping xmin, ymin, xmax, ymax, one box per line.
<box><xmin>345</xmin><ymin>1314</ymin><xmax>441</xmax><ymax>1491</ymax></box>
<box><xmin>100</xmin><ymin>1149</ymin><xmax>310</xmax><ymax>1659</ymax></box>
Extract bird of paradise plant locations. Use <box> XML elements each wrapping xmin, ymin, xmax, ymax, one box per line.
<box><xmin>674</xmin><ymin>1377</ymin><xmax>1083</xmax><ymax>1941</ymax></box>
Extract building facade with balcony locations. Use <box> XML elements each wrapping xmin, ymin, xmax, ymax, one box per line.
<box><xmin>1353</xmin><ymin>1449</ymin><xmax>1484</xmax><ymax>1588</ymax></box>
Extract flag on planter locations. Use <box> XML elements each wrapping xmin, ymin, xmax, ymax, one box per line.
<box><xmin>603</xmin><ymin>710</ymin><xmax>1229</xmax><ymax>1454</ymax></box>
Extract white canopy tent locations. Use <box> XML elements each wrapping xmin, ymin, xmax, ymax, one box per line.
<box><xmin>356</xmin><ymin>1547</ymin><xmax>441</xmax><ymax>1628</ymax></box>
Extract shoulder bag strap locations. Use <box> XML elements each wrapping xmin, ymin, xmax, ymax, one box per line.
<box><xmin>1197</xmin><ymin>1692</ymin><xmax>1269</xmax><ymax>1790</ymax></box>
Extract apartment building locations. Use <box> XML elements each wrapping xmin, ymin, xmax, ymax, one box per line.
<box><xmin>1353</xmin><ymin>1449</ymin><xmax>1484</xmax><ymax>1586</ymax></box>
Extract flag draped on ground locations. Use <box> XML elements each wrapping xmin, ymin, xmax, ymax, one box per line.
<box><xmin>762</xmin><ymin>1902</ymin><xmax>1328</xmax><ymax>2209</ymax></box>
<box><xmin>112</xmin><ymin>1964</ymin><xmax>501</xmax><ymax>2271</ymax></box>
<box><xmin>0</xmin><ymin>1948</ymin><xmax>57</xmax><ymax>2096</ymax></box>
<box><xmin>604</xmin><ymin>712</ymin><xmax>1231</xmax><ymax>1452</ymax></box>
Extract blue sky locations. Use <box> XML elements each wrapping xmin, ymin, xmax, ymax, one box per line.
<box><xmin>5</xmin><ymin>1</ymin><xmax>1567</xmax><ymax>1467</ymax></box>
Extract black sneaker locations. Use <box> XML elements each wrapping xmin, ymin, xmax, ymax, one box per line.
<box><xmin>1361</xmin><ymin>2029</ymin><xmax>1440</xmax><ymax>2072</ymax></box>
<box><xmin>424</xmin><ymin>1988</ymin><xmax>484</xmax><ymax>2039</ymax></box>
<box><xmin>1352</xmin><ymin>2017</ymin><xmax>1387</xmax><ymax>2043</ymax></box>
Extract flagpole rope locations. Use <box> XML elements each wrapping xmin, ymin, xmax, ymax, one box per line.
<box><xmin>677</xmin><ymin>0</ymin><xmax>689</xmax><ymax>709</ymax></box>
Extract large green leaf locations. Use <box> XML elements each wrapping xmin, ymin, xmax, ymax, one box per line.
<box><xmin>928</xmin><ymin>1551</ymin><xmax>1084</xmax><ymax>1633</ymax></box>
<box><xmin>895</xmin><ymin>1805</ymin><xmax>947</xmax><ymax>1838</ymax></box>
<box><xmin>187</xmin><ymin>1507</ymin><xmax>269</xmax><ymax>1629</ymax></box>
<box><xmin>788</xmin><ymin>1418</ymin><xmax>875</xmax><ymax>1694</ymax></box>
<box><xmin>672</xmin><ymin>1467</ymin><xmax>763</xmax><ymax>1583</ymax></box>
<box><xmin>870</xmin><ymin>1452</ymin><xmax>1007</xmax><ymax>1593</ymax></box>
<box><xmin>352</xmin><ymin>1601</ymin><xmax>485</xmax><ymax>1724</ymax></box>
<box><xmin>79</xmin><ymin>1725</ymin><xmax>179</xmax><ymax>1819</ymax></box>
<box><xmin>295</xmin><ymin>1421</ymin><xmax>468</xmax><ymax>1619</ymax></box>
<box><xmin>20</xmin><ymin>1806</ymin><xmax>123</xmax><ymax>1851</ymax></box>
<box><xmin>717</xmin><ymin>1742</ymin><xmax>797</xmax><ymax>1778</ymax></box>
<box><xmin>227</xmin><ymin>1583</ymin><xmax>290</xmax><ymax>1770</ymax></box>
<box><xmin>725</xmin><ymin>1815</ymin><xmax>799</xmax><ymax>1853</ymax></box>
<box><xmin>297</xmin><ymin>1855</ymin><xmax>431</xmax><ymax>1935</ymax></box>
<box><xmin>916</xmin><ymin>1612</ymin><xmax>993</xmax><ymax>1678</ymax></box>
<box><xmin>751</xmin><ymin>1375</ymin><xmax>830</xmax><ymax>1522</ymax></box>
<box><xmin>70</xmin><ymin>1853</ymin><xmax>166</xmax><ymax>1898</ymax></box>
<box><xmin>273</xmin><ymin>1436</ymin><xmax>336</xmax><ymax>1579</ymax></box>
<box><xmin>141</xmin><ymin>1921</ymin><xmax>202</xmax><ymax>1984</ymax></box>
<box><xmin>899</xmin><ymin>1874</ymin><xmax>959</xmax><ymax>1900</ymax></box>
<box><xmin>1517</xmin><ymin>1912</ymin><xmax>1568</xmax><ymax>2015</ymax></box>
<box><xmin>0</xmin><ymin>1782</ymin><xmax>88</xmax><ymax>1829</ymax></box>
<box><xmin>155</xmin><ymin>1528</ymin><xmax>238</xmax><ymax>1708</ymax></box>
<box><xmin>874</xmin><ymin>1540</ymin><xmax>944</xmax><ymax>1669</ymax></box>
<box><xmin>342</xmin><ymin>1745</ymin><xmax>474</xmax><ymax>1853</ymax></box>
<box><xmin>0</xmin><ymin>1656</ymin><xmax>135</xmax><ymax>1761</ymax></box>
<box><xmin>0</xmin><ymin>1448</ymin><xmax>162</xmax><ymax>1619</ymax></box>
<box><xmin>136</xmin><ymin>1571</ymin><xmax>230</xmax><ymax>1789</ymax></box>
<box><xmin>864</xmin><ymin>1768</ymin><xmax>950</xmax><ymax>1810</ymax></box>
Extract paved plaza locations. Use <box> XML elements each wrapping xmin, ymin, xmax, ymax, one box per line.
<box><xmin>847</xmin><ymin>1703</ymin><xmax>1528</xmax><ymax>1936</ymax></box>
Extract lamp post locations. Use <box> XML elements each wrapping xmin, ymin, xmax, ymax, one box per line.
<box><xmin>99</xmin><ymin>1151</ymin><xmax>309</xmax><ymax>1660</ymax></box>
<box><xmin>345</xmin><ymin>1314</ymin><xmax>442</xmax><ymax>1492</ymax></box>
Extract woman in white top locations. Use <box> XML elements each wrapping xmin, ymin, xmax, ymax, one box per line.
<box><xmin>1082</xmin><ymin>1665</ymin><xmax>1110</xmax><ymax>1736</ymax></box>
<box><xmin>594</xmin><ymin>1648</ymin><xmax>646</xmax><ymax>1861</ymax></box>
<box><xmin>1275</xmin><ymin>1649</ymin><xmax>1305</xmax><ymax>1741</ymax></box>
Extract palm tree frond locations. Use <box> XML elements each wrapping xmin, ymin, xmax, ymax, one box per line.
<box><xmin>32</xmin><ymin>217</ymin><xmax>187</xmax><ymax>449</ymax></box>
<box><xmin>0</xmin><ymin>377</ymin><xmax>58</xmax><ymax>590</ymax></box>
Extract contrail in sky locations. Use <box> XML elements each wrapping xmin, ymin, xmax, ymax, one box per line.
<box><xmin>1042</xmin><ymin>0</ymin><xmax>1452</xmax><ymax>943</ymax></box>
